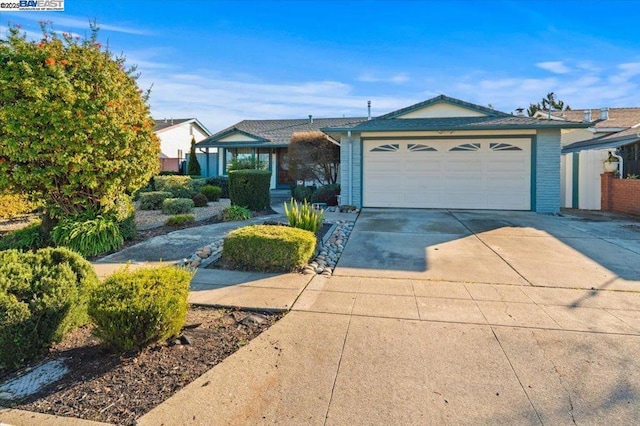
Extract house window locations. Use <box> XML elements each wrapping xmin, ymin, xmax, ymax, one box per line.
<box><xmin>225</xmin><ymin>147</ymin><xmax>271</xmax><ymax>173</ymax></box>
<box><xmin>490</xmin><ymin>143</ymin><xmax>522</xmax><ymax>151</ymax></box>
<box><xmin>370</xmin><ymin>144</ymin><xmax>399</xmax><ymax>152</ymax></box>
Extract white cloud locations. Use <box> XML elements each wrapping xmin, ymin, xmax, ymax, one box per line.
<box><xmin>536</xmin><ymin>61</ymin><xmax>571</xmax><ymax>74</ymax></box>
<box><xmin>357</xmin><ymin>72</ymin><xmax>410</xmax><ymax>84</ymax></box>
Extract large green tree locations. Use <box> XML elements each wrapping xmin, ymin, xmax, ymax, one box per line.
<box><xmin>0</xmin><ymin>24</ymin><xmax>160</xmax><ymax>234</ymax></box>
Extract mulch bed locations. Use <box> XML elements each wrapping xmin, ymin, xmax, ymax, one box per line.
<box><xmin>1</xmin><ymin>306</ymin><xmax>283</xmax><ymax>425</ymax></box>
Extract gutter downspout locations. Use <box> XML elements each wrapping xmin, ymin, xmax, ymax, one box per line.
<box><xmin>613</xmin><ymin>153</ymin><xmax>624</xmax><ymax>177</ymax></box>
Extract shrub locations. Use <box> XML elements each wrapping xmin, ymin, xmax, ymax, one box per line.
<box><xmin>166</xmin><ymin>214</ymin><xmax>195</xmax><ymax>227</ymax></box>
<box><xmin>158</xmin><ymin>171</ymin><xmax>179</xmax><ymax>176</ymax></box>
<box><xmin>205</xmin><ymin>177</ymin><xmax>229</xmax><ymax>198</ymax></box>
<box><xmin>111</xmin><ymin>194</ymin><xmax>136</xmax><ymax>241</ymax></box>
<box><xmin>310</xmin><ymin>184</ymin><xmax>341</xmax><ymax>206</ymax></box>
<box><xmin>224</xmin><ymin>205</ymin><xmax>252</xmax><ymax>221</ymax></box>
<box><xmin>51</xmin><ymin>214</ymin><xmax>124</xmax><ymax>257</ymax></box>
<box><xmin>223</xmin><ymin>225</ymin><xmax>316</xmax><ymax>272</ymax></box>
<box><xmin>284</xmin><ymin>199</ymin><xmax>324</xmax><ymax>233</ymax></box>
<box><xmin>162</xmin><ymin>198</ymin><xmax>194</xmax><ymax>215</ymax></box>
<box><xmin>293</xmin><ymin>185</ymin><xmax>314</xmax><ymax>203</ymax></box>
<box><xmin>0</xmin><ymin>248</ymin><xmax>98</xmax><ymax>371</ymax></box>
<box><xmin>187</xmin><ymin>136</ymin><xmax>201</xmax><ymax>176</ymax></box>
<box><xmin>154</xmin><ymin>175</ymin><xmax>194</xmax><ymax>198</ymax></box>
<box><xmin>192</xmin><ymin>193</ymin><xmax>208</xmax><ymax>207</ymax></box>
<box><xmin>228</xmin><ymin>170</ymin><xmax>271</xmax><ymax>211</ymax></box>
<box><xmin>139</xmin><ymin>191</ymin><xmax>172</xmax><ymax>210</ymax></box>
<box><xmin>201</xmin><ymin>185</ymin><xmax>222</xmax><ymax>202</ymax></box>
<box><xmin>0</xmin><ymin>221</ymin><xmax>44</xmax><ymax>251</ymax></box>
<box><xmin>0</xmin><ymin>192</ymin><xmax>38</xmax><ymax>219</ymax></box>
<box><xmin>88</xmin><ymin>266</ymin><xmax>192</xmax><ymax>352</ymax></box>
<box><xmin>191</xmin><ymin>178</ymin><xmax>207</xmax><ymax>195</ymax></box>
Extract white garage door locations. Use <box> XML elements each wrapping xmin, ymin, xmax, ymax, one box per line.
<box><xmin>363</xmin><ymin>138</ymin><xmax>531</xmax><ymax>210</ymax></box>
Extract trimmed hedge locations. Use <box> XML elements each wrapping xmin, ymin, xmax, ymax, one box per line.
<box><xmin>139</xmin><ymin>191</ymin><xmax>172</xmax><ymax>210</ymax></box>
<box><xmin>88</xmin><ymin>266</ymin><xmax>191</xmax><ymax>351</ymax></box>
<box><xmin>223</xmin><ymin>225</ymin><xmax>316</xmax><ymax>272</ymax></box>
<box><xmin>0</xmin><ymin>248</ymin><xmax>98</xmax><ymax>371</ymax></box>
<box><xmin>228</xmin><ymin>170</ymin><xmax>271</xmax><ymax>211</ymax></box>
<box><xmin>162</xmin><ymin>198</ymin><xmax>194</xmax><ymax>215</ymax></box>
<box><xmin>205</xmin><ymin>177</ymin><xmax>229</xmax><ymax>198</ymax></box>
<box><xmin>201</xmin><ymin>184</ymin><xmax>222</xmax><ymax>202</ymax></box>
<box><xmin>310</xmin><ymin>184</ymin><xmax>341</xmax><ymax>206</ymax></box>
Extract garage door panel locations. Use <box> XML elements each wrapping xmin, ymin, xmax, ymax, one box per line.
<box><xmin>363</xmin><ymin>139</ymin><xmax>531</xmax><ymax>210</ymax></box>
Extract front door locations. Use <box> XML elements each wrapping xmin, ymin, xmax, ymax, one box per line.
<box><xmin>277</xmin><ymin>148</ymin><xmax>292</xmax><ymax>188</ymax></box>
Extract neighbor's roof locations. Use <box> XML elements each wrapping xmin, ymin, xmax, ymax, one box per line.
<box><xmin>562</xmin><ymin>126</ymin><xmax>640</xmax><ymax>153</ymax></box>
<box><xmin>153</xmin><ymin>118</ymin><xmax>212</xmax><ymax>136</ymax></box>
<box><xmin>544</xmin><ymin>108</ymin><xmax>640</xmax><ymax>129</ymax></box>
<box><xmin>196</xmin><ymin>117</ymin><xmax>367</xmax><ymax>148</ymax></box>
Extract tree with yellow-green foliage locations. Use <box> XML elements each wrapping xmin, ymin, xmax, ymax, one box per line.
<box><xmin>0</xmin><ymin>23</ymin><xmax>160</xmax><ymax>236</ymax></box>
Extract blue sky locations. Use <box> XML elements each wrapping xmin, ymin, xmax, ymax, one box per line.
<box><xmin>2</xmin><ymin>0</ymin><xmax>639</xmax><ymax>133</ymax></box>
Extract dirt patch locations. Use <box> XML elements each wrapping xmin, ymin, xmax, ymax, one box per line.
<box><xmin>1</xmin><ymin>306</ymin><xmax>282</xmax><ymax>425</ymax></box>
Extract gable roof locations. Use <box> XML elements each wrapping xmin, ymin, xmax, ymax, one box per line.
<box><xmin>196</xmin><ymin>117</ymin><xmax>367</xmax><ymax>148</ymax></box>
<box><xmin>378</xmin><ymin>94</ymin><xmax>511</xmax><ymax>119</ymax></box>
<box><xmin>322</xmin><ymin>95</ymin><xmax>589</xmax><ymax>133</ymax></box>
<box><xmin>153</xmin><ymin>118</ymin><xmax>212</xmax><ymax>136</ymax></box>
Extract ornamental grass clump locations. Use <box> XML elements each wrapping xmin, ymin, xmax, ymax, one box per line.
<box><xmin>88</xmin><ymin>266</ymin><xmax>192</xmax><ymax>352</ymax></box>
<box><xmin>284</xmin><ymin>198</ymin><xmax>324</xmax><ymax>233</ymax></box>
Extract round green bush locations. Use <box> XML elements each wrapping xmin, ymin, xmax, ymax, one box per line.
<box><xmin>310</xmin><ymin>184</ymin><xmax>341</xmax><ymax>206</ymax></box>
<box><xmin>293</xmin><ymin>185</ymin><xmax>314</xmax><ymax>202</ymax></box>
<box><xmin>88</xmin><ymin>266</ymin><xmax>192</xmax><ymax>351</ymax></box>
<box><xmin>154</xmin><ymin>175</ymin><xmax>195</xmax><ymax>198</ymax></box>
<box><xmin>139</xmin><ymin>191</ymin><xmax>172</xmax><ymax>210</ymax></box>
<box><xmin>201</xmin><ymin>184</ymin><xmax>222</xmax><ymax>202</ymax></box>
<box><xmin>205</xmin><ymin>177</ymin><xmax>229</xmax><ymax>198</ymax></box>
<box><xmin>0</xmin><ymin>247</ymin><xmax>98</xmax><ymax>371</ymax></box>
<box><xmin>162</xmin><ymin>198</ymin><xmax>194</xmax><ymax>215</ymax></box>
<box><xmin>192</xmin><ymin>193</ymin><xmax>208</xmax><ymax>207</ymax></box>
<box><xmin>223</xmin><ymin>225</ymin><xmax>316</xmax><ymax>272</ymax></box>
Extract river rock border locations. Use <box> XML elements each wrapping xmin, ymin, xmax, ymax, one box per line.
<box><xmin>177</xmin><ymin>220</ymin><xmax>355</xmax><ymax>275</ymax></box>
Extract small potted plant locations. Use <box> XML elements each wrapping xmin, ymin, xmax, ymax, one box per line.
<box><xmin>603</xmin><ymin>151</ymin><xmax>619</xmax><ymax>173</ymax></box>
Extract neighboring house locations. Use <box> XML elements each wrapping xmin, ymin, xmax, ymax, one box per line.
<box><xmin>535</xmin><ymin>108</ymin><xmax>640</xmax><ymax>210</ymax></box>
<box><xmin>195</xmin><ymin>117</ymin><xmax>366</xmax><ymax>189</ymax></box>
<box><xmin>154</xmin><ymin>118</ymin><xmax>212</xmax><ymax>173</ymax></box>
<box><xmin>322</xmin><ymin>95</ymin><xmax>587</xmax><ymax>212</ymax></box>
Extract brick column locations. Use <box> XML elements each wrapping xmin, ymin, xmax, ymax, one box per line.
<box><xmin>601</xmin><ymin>172</ymin><xmax>614</xmax><ymax>211</ymax></box>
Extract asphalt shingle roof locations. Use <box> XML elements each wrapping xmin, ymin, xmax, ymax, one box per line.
<box><xmin>153</xmin><ymin>118</ymin><xmax>194</xmax><ymax>132</ymax></box>
<box><xmin>323</xmin><ymin>115</ymin><xmax>590</xmax><ymax>132</ymax></box>
<box><xmin>546</xmin><ymin>108</ymin><xmax>640</xmax><ymax>128</ymax></box>
<box><xmin>197</xmin><ymin>117</ymin><xmax>367</xmax><ymax>147</ymax></box>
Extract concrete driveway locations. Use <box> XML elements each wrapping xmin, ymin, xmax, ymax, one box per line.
<box><xmin>336</xmin><ymin>208</ymin><xmax>640</xmax><ymax>290</ymax></box>
<box><xmin>135</xmin><ymin>209</ymin><xmax>640</xmax><ymax>426</ymax></box>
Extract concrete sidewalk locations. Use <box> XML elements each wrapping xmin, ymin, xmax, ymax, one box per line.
<box><xmin>139</xmin><ymin>274</ymin><xmax>640</xmax><ymax>425</ymax></box>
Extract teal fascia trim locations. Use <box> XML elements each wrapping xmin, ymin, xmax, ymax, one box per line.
<box><xmin>572</xmin><ymin>153</ymin><xmax>580</xmax><ymax>209</ymax></box>
<box><xmin>530</xmin><ymin>136</ymin><xmax>537</xmax><ymax>211</ymax></box>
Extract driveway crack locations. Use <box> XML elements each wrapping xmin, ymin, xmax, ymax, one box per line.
<box><xmin>532</xmin><ymin>332</ymin><xmax>577</xmax><ymax>425</ymax></box>
<box><xmin>490</xmin><ymin>327</ymin><xmax>544</xmax><ymax>425</ymax></box>
<box><xmin>323</xmin><ymin>304</ymin><xmax>354</xmax><ymax>425</ymax></box>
